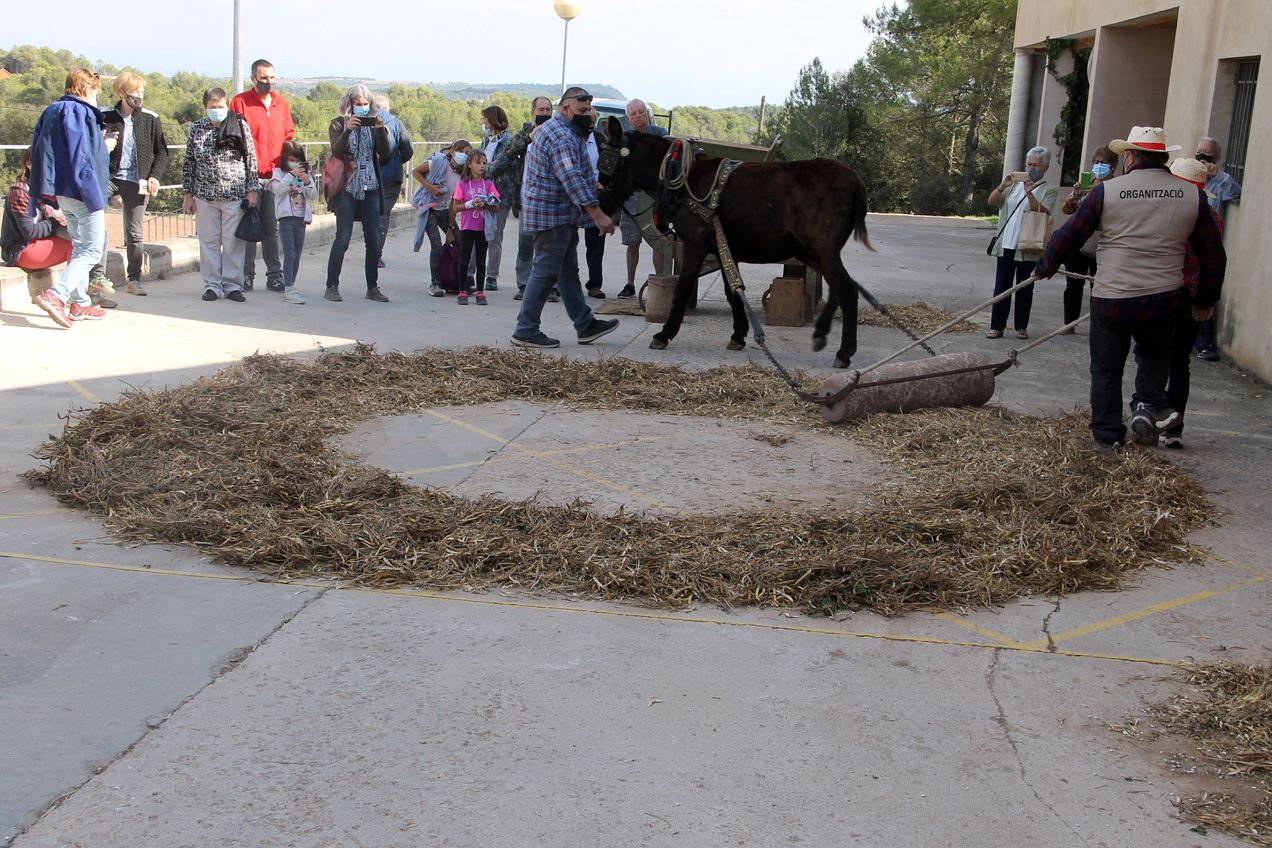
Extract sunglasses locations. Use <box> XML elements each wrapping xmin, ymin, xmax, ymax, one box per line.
<box><xmin>1195</xmin><ymin>152</ymin><xmax>1215</xmax><ymax>162</ymax></box>
<box><xmin>571</xmin><ymin>95</ymin><xmax>593</xmax><ymax>103</ymax></box>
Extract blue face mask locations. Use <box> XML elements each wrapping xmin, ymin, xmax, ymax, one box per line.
<box><xmin>1027</xmin><ymin>167</ymin><xmax>1046</xmax><ymax>182</ymax></box>
<box><xmin>353</xmin><ymin>105</ymin><xmax>371</xmax><ymax>118</ymax></box>
<box><xmin>206</xmin><ymin>107</ymin><xmax>228</xmax><ymax>122</ymax></box>
<box><xmin>1091</xmin><ymin>163</ymin><xmax>1113</xmax><ymax>180</ymax></box>
<box><xmin>453</xmin><ymin>152</ymin><xmax>468</xmax><ymax>167</ymax></box>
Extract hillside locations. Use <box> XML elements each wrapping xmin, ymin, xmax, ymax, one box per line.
<box><xmin>284</xmin><ymin>78</ymin><xmax>625</xmax><ymax>101</ymax></box>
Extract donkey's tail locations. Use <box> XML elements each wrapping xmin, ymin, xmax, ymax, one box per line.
<box><xmin>851</xmin><ymin>178</ymin><xmax>875</xmax><ymax>252</ymax></box>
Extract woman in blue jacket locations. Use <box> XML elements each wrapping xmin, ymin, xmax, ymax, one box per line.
<box><xmin>28</xmin><ymin>68</ymin><xmax>112</xmax><ymax>328</ymax></box>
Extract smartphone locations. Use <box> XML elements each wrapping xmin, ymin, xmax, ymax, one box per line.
<box><xmin>1079</xmin><ymin>171</ymin><xmax>1094</xmax><ymax>190</ymax></box>
<box><xmin>1010</xmin><ymin>171</ymin><xmax>1029</xmax><ymax>182</ymax></box>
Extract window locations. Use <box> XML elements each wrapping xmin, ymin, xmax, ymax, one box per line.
<box><xmin>1225</xmin><ymin>60</ymin><xmax>1258</xmax><ymax>184</ymax></box>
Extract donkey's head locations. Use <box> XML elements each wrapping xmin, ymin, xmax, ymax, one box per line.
<box><xmin>595</xmin><ymin>116</ymin><xmax>669</xmax><ymax>217</ymax></box>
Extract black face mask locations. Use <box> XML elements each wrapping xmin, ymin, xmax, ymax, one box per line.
<box><xmin>255</xmin><ymin>81</ymin><xmax>272</xmax><ymax>95</ymax></box>
<box><xmin>534</xmin><ymin>114</ymin><xmax>551</xmax><ymax>126</ymax></box>
<box><xmin>570</xmin><ymin>113</ymin><xmax>593</xmax><ymax>134</ymax></box>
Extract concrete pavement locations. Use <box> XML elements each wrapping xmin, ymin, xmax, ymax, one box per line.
<box><xmin>2</xmin><ymin>214</ymin><xmax>1267</xmax><ymax>846</ymax></box>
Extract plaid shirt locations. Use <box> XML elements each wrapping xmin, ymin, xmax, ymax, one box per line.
<box><xmin>520</xmin><ymin>113</ymin><xmax>597</xmax><ymax>232</ymax></box>
<box><xmin>1036</xmin><ymin>165</ymin><xmax>1226</xmax><ymax>320</ymax></box>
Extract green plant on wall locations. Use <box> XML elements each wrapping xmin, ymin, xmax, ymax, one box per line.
<box><xmin>1046</xmin><ymin>37</ymin><xmax>1091</xmax><ymax>186</ymax></box>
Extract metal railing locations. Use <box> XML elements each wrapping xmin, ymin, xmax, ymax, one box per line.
<box><xmin>2</xmin><ymin>139</ymin><xmax>451</xmax><ymax>247</ymax></box>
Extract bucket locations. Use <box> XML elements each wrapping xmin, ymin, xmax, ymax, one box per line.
<box><xmin>639</xmin><ymin>275</ymin><xmax>678</xmax><ymax>324</ymax></box>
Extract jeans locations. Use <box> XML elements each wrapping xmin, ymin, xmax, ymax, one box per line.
<box><xmin>1194</xmin><ymin>316</ymin><xmax>1216</xmax><ymax>351</ymax></box>
<box><xmin>1152</xmin><ymin>307</ymin><xmax>1202</xmax><ymax>436</ymax></box>
<box><xmin>990</xmin><ymin>249</ymin><xmax>1035</xmax><ymax>331</ymax></box>
<box><xmin>243</xmin><ymin>192</ymin><xmax>282</xmax><ymax>284</ymax></box>
<box><xmin>458</xmin><ymin>229</ymin><xmax>489</xmax><ymax>292</ymax></box>
<box><xmin>378</xmin><ymin>180</ymin><xmax>401</xmax><ymax>254</ymax></box>
<box><xmin>515</xmin><ymin>224</ymin><xmax>595</xmax><ymax>338</ymax></box>
<box><xmin>485</xmin><ymin>203</ymin><xmax>511</xmax><ymax>285</ymax></box>
<box><xmin>193</xmin><ymin>197</ymin><xmax>246</xmax><ymax>295</ymax></box>
<box><xmin>278</xmin><ymin>216</ymin><xmax>306</xmax><ymax>289</ymax></box>
<box><xmin>91</xmin><ymin>178</ymin><xmax>147</xmax><ymax>281</ymax></box>
<box><xmin>326</xmin><ymin>189</ymin><xmax>382</xmax><ymax>291</ymax></box>
<box><xmin>53</xmin><ymin>196</ymin><xmax>104</xmax><ymax>307</ymax></box>
<box><xmin>583</xmin><ymin>225</ymin><xmax>606</xmax><ymax>289</ymax></box>
<box><xmin>1088</xmin><ymin>299</ymin><xmax>1176</xmax><ymax>445</ymax></box>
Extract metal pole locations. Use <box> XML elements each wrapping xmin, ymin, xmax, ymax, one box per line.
<box><xmin>232</xmin><ymin>0</ymin><xmax>244</xmax><ymax>94</ymax></box>
<box><xmin>756</xmin><ymin>96</ymin><xmax>767</xmax><ymax>140</ymax></box>
<box><xmin>560</xmin><ymin>19</ymin><xmax>570</xmax><ymax>97</ymax></box>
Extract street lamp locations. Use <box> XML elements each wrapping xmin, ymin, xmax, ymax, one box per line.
<box><xmin>554</xmin><ymin>0</ymin><xmax>581</xmax><ymax>97</ymax></box>
<box><xmin>231</xmin><ymin>0</ymin><xmax>244</xmax><ymax>94</ymax></box>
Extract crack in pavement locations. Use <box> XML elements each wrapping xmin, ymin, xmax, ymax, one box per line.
<box><xmin>1042</xmin><ymin>597</ymin><xmax>1061</xmax><ymax>653</ymax></box>
<box><xmin>7</xmin><ymin>587</ymin><xmax>329</xmax><ymax>847</ymax></box>
<box><xmin>985</xmin><ymin>648</ymin><xmax>1092</xmax><ymax>847</ymax></box>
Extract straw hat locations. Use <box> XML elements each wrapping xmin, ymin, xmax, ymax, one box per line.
<box><xmin>1169</xmin><ymin>157</ymin><xmax>1209</xmax><ymax>187</ymax></box>
<box><xmin>1109</xmin><ymin>126</ymin><xmax>1181</xmax><ymax>154</ymax></box>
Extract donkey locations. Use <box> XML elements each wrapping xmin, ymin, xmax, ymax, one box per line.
<box><xmin>595</xmin><ymin>117</ymin><xmax>874</xmax><ymax>368</ymax></box>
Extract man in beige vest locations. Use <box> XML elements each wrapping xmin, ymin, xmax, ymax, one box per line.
<box><xmin>1035</xmin><ymin>126</ymin><xmax>1225</xmax><ymax>452</ymax></box>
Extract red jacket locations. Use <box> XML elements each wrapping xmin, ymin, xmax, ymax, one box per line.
<box><xmin>229</xmin><ymin>89</ymin><xmax>295</xmax><ymax>177</ymax></box>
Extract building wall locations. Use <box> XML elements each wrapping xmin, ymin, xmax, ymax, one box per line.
<box><xmin>1012</xmin><ymin>0</ymin><xmax>1272</xmax><ymax>382</ymax></box>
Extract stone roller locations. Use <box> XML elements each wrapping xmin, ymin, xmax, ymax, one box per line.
<box><xmin>817</xmin><ymin>352</ymin><xmax>997</xmax><ymax>424</ymax></box>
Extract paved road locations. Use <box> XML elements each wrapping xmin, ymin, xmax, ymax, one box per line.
<box><xmin>2</xmin><ymin>214</ymin><xmax>1266</xmax><ymax>846</ymax></box>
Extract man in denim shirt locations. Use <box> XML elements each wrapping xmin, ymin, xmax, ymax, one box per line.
<box><xmin>510</xmin><ymin>87</ymin><xmax>620</xmax><ymax>349</ymax></box>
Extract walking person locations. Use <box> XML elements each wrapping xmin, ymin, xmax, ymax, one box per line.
<box><xmin>28</xmin><ymin>68</ymin><xmax>112</xmax><ymax>327</ymax></box>
<box><xmin>450</xmin><ymin>149</ymin><xmax>500</xmax><ymax>305</ymax></box>
<box><xmin>230</xmin><ymin>59</ymin><xmax>293</xmax><ymax>292</ymax></box>
<box><xmin>479</xmin><ymin>105</ymin><xmax>512</xmax><ymax>291</ymax></box>
<box><xmin>265</xmin><ymin>140</ymin><xmax>316</xmax><ymax>305</ymax></box>
<box><xmin>411</xmin><ymin>139</ymin><xmax>470</xmax><ymax>296</ymax></box>
<box><xmin>91</xmin><ymin>70</ymin><xmax>169</xmax><ymax>299</ymax></box>
<box><xmin>373</xmin><ymin>94</ymin><xmax>413</xmax><ymax>269</ymax></box>
<box><xmin>510</xmin><ymin>86</ymin><xmax>619</xmax><ymax>348</ymax></box>
<box><xmin>1035</xmin><ymin>126</ymin><xmax>1225</xmax><ymax>452</ymax></box>
<box><xmin>181</xmin><ymin>87</ymin><xmax>259</xmax><ymax>302</ymax></box>
<box><xmin>985</xmin><ymin>146</ymin><xmax>1058</xmax><ymax>340</ymax></box>
<box><xmin>324</xmin><ymin>84</ymin><xmax>392</xmax><ymax>303</ymax></box>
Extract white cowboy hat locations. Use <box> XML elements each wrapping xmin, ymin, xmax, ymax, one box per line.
<box><xmin>1169</xmin><ymin>157</ymin><xmax>1209</xmax><ymax>186</ymax></box>
<box><xmin>1109</xmin><ymin>126</ymin><xmax>1182</xmax><ymax>154</ymax></box>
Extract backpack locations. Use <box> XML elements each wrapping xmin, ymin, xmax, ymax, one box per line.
<box><xmin>437</xmin><ymin>242</ymin><xmax>462</xmax><ymax>292</ymax></box>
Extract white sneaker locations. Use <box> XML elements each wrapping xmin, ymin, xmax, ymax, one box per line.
<box><xmin>282</xmin><ymin>289</ymin><xmax>306</xmax><ymax>305</ymax></box>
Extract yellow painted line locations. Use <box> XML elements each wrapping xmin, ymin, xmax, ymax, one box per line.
<box><xmin>65</xmin><ymin>380</ymin><xmax>102</xmax><ymax>403</ymax></box>
<box><xmin>0</xmin><ymin>548</ymin><xmax>1187</xmax><ymax>669</ymax></box>
<box><xmin>929</xmin><ymin>611</ymin><xmax>1024</xmax><ymax>647</ymax></box>
<box><xmin>1017</xmin><ymin>574</ymin><xmax>1269</xmax><ymax>651</ymax></box>
<box><xmin>422</xmin><ymin>409</ymin><xmax>667</xmax><ymax>508</ymax></box>
<box><xmin>1207</xmin><ymin>553</ymin><xmax>1269</xmax><ymax>577</ymax></box>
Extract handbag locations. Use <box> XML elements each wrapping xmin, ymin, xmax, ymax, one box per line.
<box><xmin>1016</xmin><ymin>209</ymin><xmax>1054</xmax><ymax>252</ymax></box>
<box><xmin>234</xmin><ymin>201</ymin><xmax>265</xmax><ymax>243</ymax></box>
<box><xmin>437</xmin><ymin>242</ymin><xmax>462</xmax><ymax>292</ymax></box>
<box><xmin>321</xmin><ymin>155</ymin><xmax>354</xmax><ymax>203</ymax></box>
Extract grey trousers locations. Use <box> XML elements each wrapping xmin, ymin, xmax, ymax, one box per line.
<box><xmin>243</xmin><ymin>190</ymin><xmax>282</xmax><ymax>283</ymax></box>
<box><xmin>195</xmin><ymin>198</ymin><xmax>246</xmax><ymax>295</ymax></box>
<box><xmin>91</xmin><ymin>178</ymin><xmax>148</xmax><ymax>281</ymax></box>
<box><xmin>378</xmin><ymin>180</ymin><xmax>402</xmax><ymax>253</ymax></box>
<box><xmin>485</xmin><ymin>202</ymin><xmax>512</xmax><ymax>285</ymax></box>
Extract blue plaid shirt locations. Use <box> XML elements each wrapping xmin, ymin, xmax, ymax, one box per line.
<box><xmin>520</xmin><ymin>113</ymin><xmax>598</xmax><ymax>232</ymax></box>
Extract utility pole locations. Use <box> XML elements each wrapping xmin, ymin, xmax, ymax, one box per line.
<box><xmin>232</xmin><ymin>0</ymin><xmax>244</xmax><ymax>94</ymax></box>
<box><xmin>756</xmin><ymin>96</ymin><xmax>767</xmax><ymax>141</ymax></box>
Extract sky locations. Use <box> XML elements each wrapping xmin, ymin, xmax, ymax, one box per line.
<box><xmin>7</xmin><ymin>0</ymin><xmax>883</xmax><ymax>108</ymax></box>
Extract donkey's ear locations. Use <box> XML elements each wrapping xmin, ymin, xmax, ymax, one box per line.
<box><xmin>603</xmin><ymin>115</ymin><xmax>624</xmax><ymax>146</ymax></box>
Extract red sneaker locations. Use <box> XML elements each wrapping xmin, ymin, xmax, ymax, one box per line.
<box><xmin>474</xmin><ymin>291</ymin><xmax>488</xmax><ymax>305</ymax></box>
<box><xmin>457</xmin><ymin>290</ymin><xmax>469</xmax><ymax>305</ymax></box>
<box><xmin>69</xmin><ymin>302</ymin><xmax>107</xmax><ymax>321</ymax></box>
<box><xmin>33</xmin><ymin>290</ymin><xmax>72</xmax><ymax>328</ymax></box>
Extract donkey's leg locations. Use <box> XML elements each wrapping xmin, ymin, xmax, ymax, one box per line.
<box><xmin>826</xmin><ymin>258</ymin><xmax>860</xmax><ymax>369</ymax></box>
<box><xmin>812</xmin><ymin>288</ymin><xmax>838</xmax><ymax>352</ymax></box>
<box><xmin>650</xmin><ymin>241</ymin><xmax>708</xmax><ymax>350</ymax></box>
<box><xmin>721</xmin><ymin>275</ymin><xmax>749</xmax><ymax>350</ymax></box>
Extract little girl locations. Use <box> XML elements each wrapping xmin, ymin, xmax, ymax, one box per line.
<box><xmin>267</xmin><ymin>140</ymin><xmax>317</xmax><ymax>304</ymax></box>
<box><xmin>450</xmin><ymin>149</ymin><xmax>500</xmax><ymax>305</ymax></box>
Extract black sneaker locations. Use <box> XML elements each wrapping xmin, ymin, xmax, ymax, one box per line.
<box><xmin>1091</xmin><ymin>440</ymin><xmax>1123</xmax><ymax>454</ymax></box>
<box><xmin>1129</xmin><ymin>403</ymin><xmax>1158</xmax><ymax>446</ymax></box>
<box><xmin>616</xmin><ymin>284</ymin><xmax>636</xmax><ymax>299</ymax></box>
<box><xmin>226</xmin><ymin>290</ymin><xmax>246</xmax><ymax>302</ymax></box>
<box><xmin>578</xmin><ymin>317</ymin><xmax>619</xmax><ymax>344</ymax></box>
<box><xmin>265</xmin><ymin>279</ymin><xmax>285</xmax><ymax>292</ymax></box>
<box><xmin>513</xmin><ymin>289</ymin><xmax>525</xmax><ymax>301</ymax></box>
<box><xmin>1155</xmin><ymin>408</ymin><xmax>1182</xmax><ymax>431</ymax></box>
<box><xmin>586</xmin><ymin>287</ymin><xmax>606</xmax><ymax>299</ymax></box>
<box><xmin>1196</xmin><ymin>345</ymin><xmax>1220</xmax><ymax>362</ymax></box>
<box><xmin>546</xmin><ymin>289</ymin><xmax>560</xmax><ymax>303</ymax></box>
<box><xmin>486</xmin><ymin>280</ymin><xmax>499</xmax><ymax>291</ymax></box>
<box><xmin>242</xmin><ymin>278</ymin><xmax>254</xmax><ymax>291</ymax></box>
<box><xmin>511</xmin><ymin>332</ymin><xmax>561</xmax><ymax>349</ymax></box>
<box><xmin>202</xmin><ymin>289</ymin><xmax>218</xmax><ymax>301</ymax></box>
<box><xmin>1160</xmin><ymin>433</ymin><xmax>1184</xmax><ymax>450</ymax></box>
